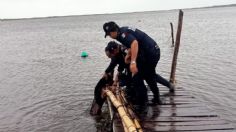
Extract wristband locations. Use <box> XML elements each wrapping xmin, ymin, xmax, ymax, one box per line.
<box><xmin>131</xmin><ymin>61</ymin><xmax>136</xmax><ymax>64</ymax></box>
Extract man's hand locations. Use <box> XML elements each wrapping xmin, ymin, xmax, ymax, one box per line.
<box><xmin>101</xmin><ymin>88</ymin><xmax>107</xmax><ymax>98</ymax></box>
<box><xmin>130</xmin><ymin>62</ymin><xmax>138</xmax><ymax>75</ymax></box>
<box><xmin>102</xmin><ymin>73</ymin><xmax>108</xmax><ymax>80</ymax></box>
<box><xmin>112</xmin><ymin>81</ymin><xmax>118</xmax><ymax>86</ymax></box>
<box><xmin>125</xmin><ymin>49</ymin><xmax>131</xmax><ymax>64</ymax></box>
<box><xmin>110</xmin><ymin>85</ymin><xmax>117</xmax><ymax>93</ymax></box>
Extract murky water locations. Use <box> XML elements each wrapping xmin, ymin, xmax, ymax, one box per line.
<box><xmin>0</xmin><ymin>6</ymin><xmax>236</xmax><ymax>131</ymax></box>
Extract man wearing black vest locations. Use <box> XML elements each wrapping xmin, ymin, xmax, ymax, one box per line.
<box><xmin>103</xmin><ymin>21</ymin><xmax>175</xmax><ymax>105</ymax></box>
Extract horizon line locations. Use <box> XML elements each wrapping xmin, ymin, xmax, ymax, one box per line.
<box><xmin>1</xmin><ymin>3</ymin><xmax>235</xmax><ymax>21</ymax></box>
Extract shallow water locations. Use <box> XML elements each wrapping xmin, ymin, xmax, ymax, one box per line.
<box><xmin>0</xmin><ymin>6</ymin><xmax>236</xmax><ymax>131</ymax></box>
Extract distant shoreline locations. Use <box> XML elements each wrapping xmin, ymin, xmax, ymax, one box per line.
<box><xmin>187</xmin><ymin>3</ymin><xmax>236</xmax><ymax>10</ymax></box>
<box><xmin>1</xmin><ymin>4</ymin><xmax>235</xmax><ymax>21</ymax></box>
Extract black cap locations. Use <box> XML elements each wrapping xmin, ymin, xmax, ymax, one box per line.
<box><xmin>103</xmin><ymin>21</ymin><xmax>119</xmax><ymax>38</ymax></box>
<box><xmin>105</xmin><ymin>41</ymin><xmax>119</xmax><ymax>53</ymax></box>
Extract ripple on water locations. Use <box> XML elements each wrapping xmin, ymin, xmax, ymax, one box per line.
<box><xmin>0</xmin><ymin>7</ymin><xmax>236</xmax><ymax>131</ymax></box>
<box><xmin>0</xmin><ymin>93</ymin><xmax>95</xmax><ymax>132</ymax></box>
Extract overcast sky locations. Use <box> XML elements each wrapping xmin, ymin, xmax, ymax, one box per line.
<box><xmin>0</xmin><ymin>0</ymin><xmax>236</xmax><ymax>19</ymax></box>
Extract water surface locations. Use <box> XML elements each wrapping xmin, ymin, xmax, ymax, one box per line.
<box><xmin>0</xmin><ymin>6</ymin><xmax>235</xmax><ymax>131</ymax></box>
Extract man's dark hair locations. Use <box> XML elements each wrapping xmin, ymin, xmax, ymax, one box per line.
<box><xmin>105</xmin><ymin>41</ymin><xmax>119</xmax><ymax>53</ymax></box>
<box><xmin>103</xmin><ymin>21</ymin><xmax>120</xmax><ymax>38</ymax></box>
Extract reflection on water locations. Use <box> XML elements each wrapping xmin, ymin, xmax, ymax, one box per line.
<box><xmin>0</xmin><ymin>6</ymin><xmax>236</xmax><ymax>131</ymax></box>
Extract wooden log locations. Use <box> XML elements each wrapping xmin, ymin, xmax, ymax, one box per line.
<box><xmin>107</xmin><ymin>98</ymin><xmax>117</xmax><ymax>132</ymax></box>
<box><xmin>170</xmin><ymin>10</ymin><xmax>184</xmax><ymax>84</ymax></box>
<box><xmin>116</xmin><ymin>91</ymin><xmax>129</xmax><ymax>132</ymax></box>
<box><xmin>119</xmin><ymin>90</ymin><xmax>143</xmax><ymax>132</ymax></box>
<box><xmin>105</xmin><ymin>89</ymin><xmax>137</xmax><ymax>132</ymax></box>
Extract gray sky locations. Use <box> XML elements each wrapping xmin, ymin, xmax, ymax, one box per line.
<box><xmin>0</xmin><ymin>0</ymin><xmax>236</xmax><ymax>19</ymax></box>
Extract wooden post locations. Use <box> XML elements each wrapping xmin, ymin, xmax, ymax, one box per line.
<box><xmin>170</xmin><ymin>10</ymin><xmax>184</xmax><ymax>84</ymax></box>
<box><xmin>170</xmin><ymin>22</ymin><xmax>175</xmax><ymax>47</ymax></box>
